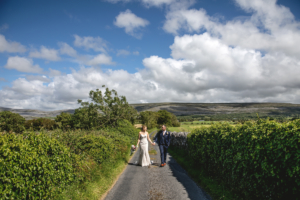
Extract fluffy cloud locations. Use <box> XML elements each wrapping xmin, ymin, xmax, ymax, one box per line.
<box><xmin>49</xmin><ymin>68</ymin><xmax>62</xmax><ymax>76</ymax></box>
<box><xmin>114</xmin><ymin>9</ymin><xmax>149</xmax><ymax>38</ymax></box>
<box><xmin>86</xmin><ymin>54</ymin><xmax>115</xmax><ymax>66</ymax></box>
<box><xmin>0</xmin><ymin>34</ymin><xmax>26</xmax><ymax>53</ymax></box>
<box><xmin>4</xmin><ymin>56</ymin><xmax>43</xmax><ymax>73</ymax></box>
<box><xmin>74</xmin><ymin>35</ymin><xmax>108</xmax><ymax>53</ymax></box>
<box><xmin>29</xmin><ymin>46</ymin><xmax>61</xmax><ymax>61</ymax></box>
<box><xmin>163</xmin><ymin>0</ymin><xmax>300</xmax><ymax>57</ymax></box>
<box><xmin>59</xmin><ymin>42</ymin><xmax>77</xmax><ymax>57</ymax></box>
<box><xmin>25</xmin><ymin>75</ymin><xmax>51</xmax><ymax>83</ymax></box>
<box><xmin>105</xmin><ymin>0</ymin><xmax>131</xmax><ymax>3</ymax></box>
<box><xmin>141</xmin><ymin>0</ymin><xmax>174</xmax><ymax>7</ymax></box>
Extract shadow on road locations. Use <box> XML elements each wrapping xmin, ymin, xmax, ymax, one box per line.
<box><xmin>165</xmin><ymin>154</ymin><xmax>212</xmax><ymax>200</ymax></box>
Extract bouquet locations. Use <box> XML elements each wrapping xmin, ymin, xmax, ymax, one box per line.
<box><xmin>131</xmin><ymin>145</ymin><xmax>136</xmax><ymax>151</ymax></box>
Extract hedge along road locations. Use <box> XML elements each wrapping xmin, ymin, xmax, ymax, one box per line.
<box><xmin>104</xmin><ymin>130</ymin><xmax>211</xmax><ymax>200</ymax></box>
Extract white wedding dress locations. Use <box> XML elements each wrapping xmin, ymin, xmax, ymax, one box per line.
<box><xmin>138</xmin><ymin>133</ymin><xmax>151</xmax><ymax>167</ymax></box>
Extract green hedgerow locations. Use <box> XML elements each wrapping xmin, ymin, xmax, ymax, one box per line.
<box><xmin>0</xmin><ymin>132</ymin><xmax>76</xmax><ymax>199</ymax></box>
<box><xmin>188</xmin><ymin>119</ymin><xmax>300</xmax><ymax>199</ymax></box>
<box><xmin>0</xmin><ymin>111</ymin><xmax>25</xmax><ymax>133</ymax></box>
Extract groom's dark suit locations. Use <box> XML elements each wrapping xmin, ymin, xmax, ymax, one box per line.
<box><xmin>154</xmin><ymin>130</ymin><xmax>171</xmax><ymax>164</ymax></box>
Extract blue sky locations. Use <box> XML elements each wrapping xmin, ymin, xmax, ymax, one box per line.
<box><xmin>1</xmin><ymin>0</ymin><xmax>300</xmax><ymax>110</ymax></box>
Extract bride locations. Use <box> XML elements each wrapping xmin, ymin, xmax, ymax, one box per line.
<box><xmin>136</xmin><ymin>125</ymin><xmax>155</xmax><ymax>167</ymax></box>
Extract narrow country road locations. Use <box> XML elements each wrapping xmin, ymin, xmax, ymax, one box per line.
<box><xmin>104</xmin><ymin>131</ymin><xmax>211</xmax><ymax>200</ymax></box>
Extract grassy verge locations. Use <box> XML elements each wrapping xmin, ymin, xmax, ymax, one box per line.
<box><xmin>57</xmin><ymin>151</ymin><xmax>134</xmax><ymax>200</ymax></box>
<box><xmin>168</xmin><ymin>147</ymin><xmax>238</xmax><ymax>200</ymax></box>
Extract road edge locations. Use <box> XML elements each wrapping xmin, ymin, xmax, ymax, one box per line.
<box><xmin>99</xmin><ymin>130</ymin><xmax>157</xmax><ymax>200</ymax></box>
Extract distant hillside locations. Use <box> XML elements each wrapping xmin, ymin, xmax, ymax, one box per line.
<box><xmin>131</xmin><ymin>102</ymin><xmax>300</xmax><ymax>116</ymax></box>
<box><xmin>0</xmin><ymin>107</ymin><xmax>75</xmax><ymax>120</ymax></box>
<box><xmin>1</xmin><ymin>102</ymin><xmax>300</xmax><ymax>119</ymax></box>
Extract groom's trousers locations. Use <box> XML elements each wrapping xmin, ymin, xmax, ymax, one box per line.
<box><xmin>159</xmin><ymin>145</ymin><xmax>168</xmax><ymax>164</ymax></box>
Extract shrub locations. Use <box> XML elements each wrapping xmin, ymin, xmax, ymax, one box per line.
<box><xmin>72</xmin><ymin>107</ymin><xmax>101</xmax><ymax>130</ymax></box>
<box><xmin>24</xmin><ymin>118</ymin><xmax>56</xmax><ymax>131</ymax></box>
<box><xmin>188</xmin><ymin>119</ymin><xmax>300</xmax><ymax>199</ymax></box>
<box><xmin>55</xmin><ymin>112</ymin><xmax>73</xmax><ymax>130</ymax></box>
<box><xmin>74</xmin><ymin>134</ymin><xmax>115</xmax><ymax>164</ymax></box>
<box><xmin>0</xmin><ymin>111</ymin><xmax>25</xmax><ymax>133</ymax></box>
<box><xmin>110</xmin><ymin>120</ymin><xmax>140</xmax><ymax>144</ymax></box>
<box><xmin>140</xmin><ymin>111</ymin><xmax>158</xmax><ymax>129</ymax></box>
<box><xmin>0</xmin><ymin>132</ymin><xmax>76</xmax><ymax>199</ymax></box>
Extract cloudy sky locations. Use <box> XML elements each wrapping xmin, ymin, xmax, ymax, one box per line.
<box><xmin>0</xmin><ymin>0</ymin><xmax>300</xmax><ymax>110</ymax></box>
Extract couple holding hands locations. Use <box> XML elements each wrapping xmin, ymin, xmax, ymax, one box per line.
<box><xmin>136</xmin><ymin>125</ymin><xmax>170</xmax><ymax>167</ymax></box>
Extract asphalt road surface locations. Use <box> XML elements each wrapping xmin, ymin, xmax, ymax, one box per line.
<box><xmin>104</xmin><ymin>131</ymin><xmax>211</xmax><ymax>200</ymax></box>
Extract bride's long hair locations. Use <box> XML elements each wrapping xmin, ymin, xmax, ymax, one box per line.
<box><xmin>141</xmin><ymin>125</ymin><xmax>147</xmax><ymax>132</ymax></box>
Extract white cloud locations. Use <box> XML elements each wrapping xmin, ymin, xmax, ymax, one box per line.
<box><xmin>29</xmin><ymin>46</ymin><xmax>61</xmax><ymax>61</ymax></box>
<box><xmin>49</xmin><ymin>68</ymin><xmax>62</xmax><ymax>77</ymax></box>
<box><xmin>4</xmin><ymin>56</ymin><xmax>43</xmax><ymax>73</ymax></box>
<box><xmin>59</xmin><ymin>42</ymin><xmax>77</xmax><ymax>57</ymax></box>
<box><xmin>87</xmin><ymin>54</ymin><xmax>115</xmax><ymax>66</ymax></box>
<box><xmin>105</xmin><ymin>0</ymin><xmax>193</xmax><ymax>8</ymax></box>
<box><xmin>26</xmin><ymin>75</ymin><xmax>51</xmax><ymax>83</ymax></box>
<box><xmin>117</xmin><ymin>49</ymin><xmax>131</xmax><ymax>56</ymax></box>
<box><xmin>163</xmin><ymin>0</ymin><xmax>300</xmax><ymax>57</ymax></box>
<box><xmin>73</xmin><ymin>35</ymin><xmax>107</xmax><ymax>53</ymax></box>
<box><xmin>105</xmin><ymin>0</ymin><xmax>131</xmax><ymax>3</ymax></box>
<box><xmin>141</xmin><ymin>0</ymin><xmax>174</xmax><ymax>7</ymax></box>
<box><xmin>114</xmin><ymin>9</ymin><xmax>150</xmax><ymax>38</ymax></box>
<box><xmin>0</xmin><ymin>34</ymin><xmax>26</xmax><ymax>53</ymax></box>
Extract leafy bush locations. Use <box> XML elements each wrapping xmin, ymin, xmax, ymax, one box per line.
<box><xmin>0</xmin><ymin>132</ymin><xmax>76</xmax><ymax>199</ymax></box>
<box><xmin>74</xmin><ymin>134</ymin><xmax>115</xmax><ymax>164</ymax></box>
<box><xmin>140</xmin><ymin>110</ymin><xmax>180</xmax><ymax>128</ymax></box>
<box><xmin>188</xmin><ymin>119</ymin><xmax>300</xmax><ymax>199</ymax></box>
<box><xmin>55</xmin><ymin>112</ymin><xmax>73</xmax><ymax>130</ymax></box>
<box><xmin>24</xmin><ymin>118</ymin><xmax>56</xmax><ymax>131</ymax></box>
<box><xmin>110</xmin><ymin>120</ymin><xmax>139</xmax><ymax>144</ymax></box>
<box><xmin>0</xmin><ymin>111</ymin><xmax>25</xmax><ymax>133</ymax></box>
<box><xmin>140</xmin><ymin>111</ymin><xmax>158</xmax><ymax>129</ymax></box>
<box><xmin>71</xmin><ymin>107</ymin><xmax>100</xmax><ymax>130</ymax></box>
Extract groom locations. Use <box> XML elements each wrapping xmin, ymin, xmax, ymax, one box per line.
<box><xmin>154</xmin><ymin>125</ymin><xmax>170</xmax><ymax>167</ymax></box>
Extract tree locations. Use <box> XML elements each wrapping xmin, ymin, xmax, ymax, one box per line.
<box><xmin>71</xmin><ymin>107</ymin><xmax>100</xmax><ymax>129</ymax></box>
<box><xmin>140</xmin><ymin>111</ymin><xmax>158</xmax><ymax>129</ymax></box>
<box><xmin>55</xmin><ymin>112</ymin><xmax>73</xmax><ymax>130</ymax></box>
<box><xmin>0</xmin><ymin>111</ymin><xmax>25</xmax><ymax>133</ymax></box>
<box><xmin>24</xmin><ymin>118</ymin><xmax>56</xmax><ymax>131</ymax></box>
<box><xmin>77</xmin><ymin>86</ymin><xmax>138</xmax><ymax>128</ymax></box>
<box><xmin>156</xmin><ymin>110</ymin><xmax>180</xmax><ymax>127</ymax></box>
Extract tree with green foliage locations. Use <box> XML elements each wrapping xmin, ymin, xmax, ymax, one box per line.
<box><xmin>77</xmin><ymin>86</ymin><xmax>138</xmax><ymax>128</ymax></box>
<box><xmin>0</xmin><ymin>111</ymin><xmax>25</xmax><ymax>133</ymax></box>
<box><xmin>156</xmin><ymin>110</ymin><xmax>180</xmax><ymax>127</ymax></box>
<box><xmin>140</xmin><ymin>111</ymin><xmax>158</xmax><ymax>129</ymax></box>
<box><xmin>72</xmin><ymin>107</ymin><xmax>101</xmax><ymax>130</ymax></box>
<box><xmin>55</xmin><ymin>112</ymin><xmax>73</xmax><ymax>130</ymax></box>
<box><xmin>24</xmin><ymin>118</ymin><xmax>56</xmax><ymax>131</ymax></box>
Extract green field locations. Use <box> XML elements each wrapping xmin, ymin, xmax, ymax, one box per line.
<box><xmin>167</xmin><ymin>121</ymin><xmax>234</xmax><ymax>132</ymax></box>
